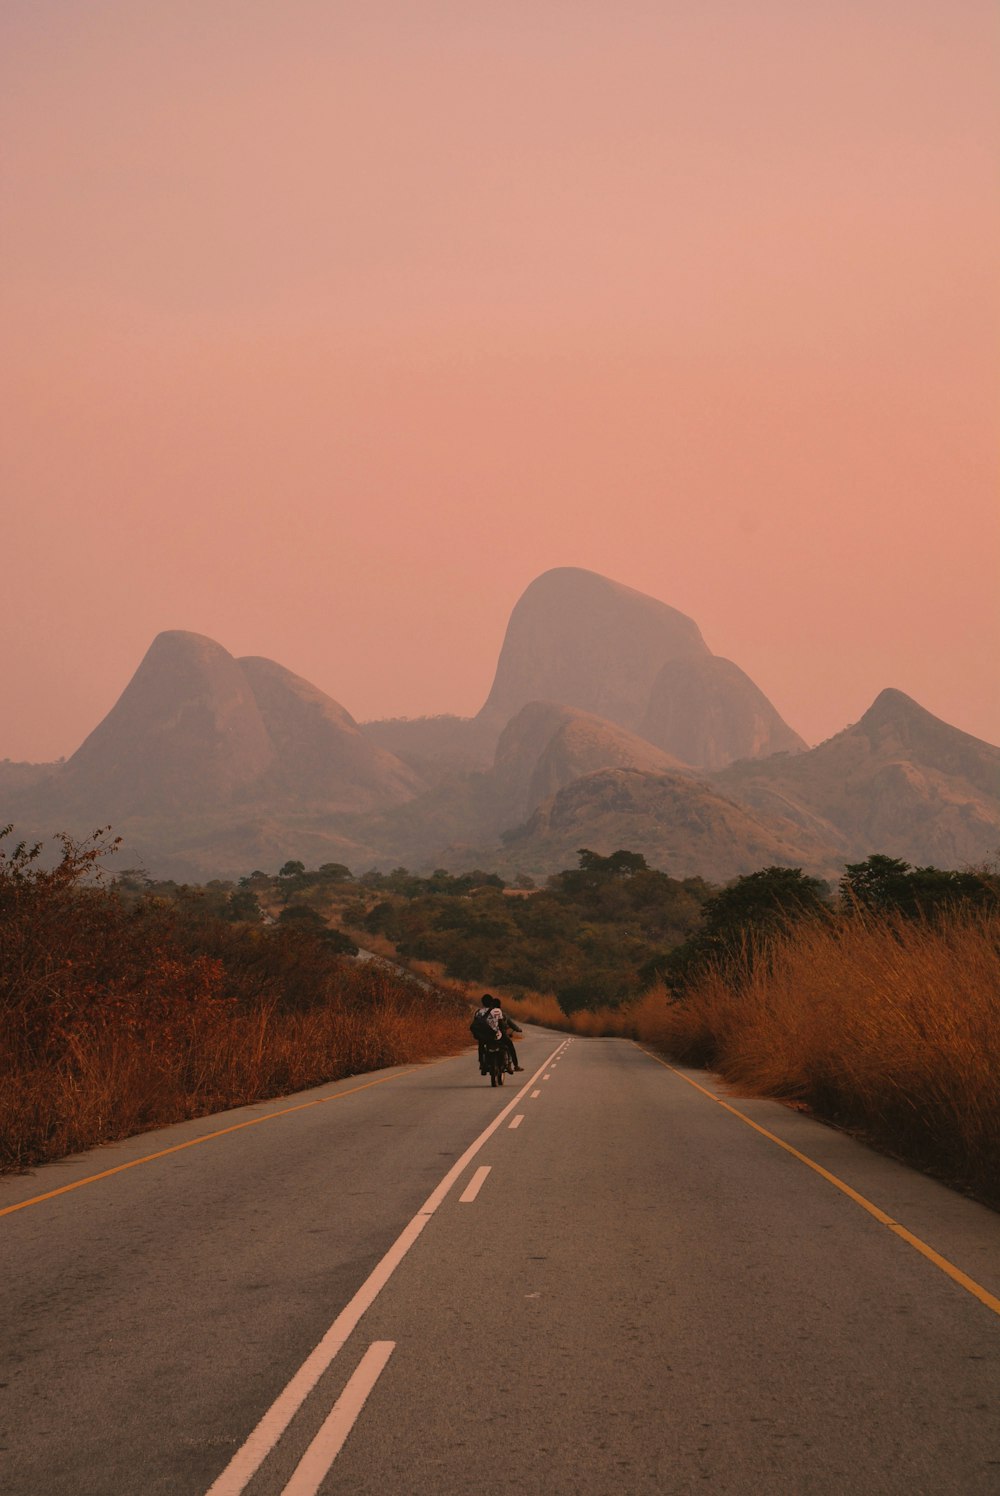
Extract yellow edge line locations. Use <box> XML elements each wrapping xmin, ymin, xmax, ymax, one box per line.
<box><xmin>635</xmin><ymin>1044</ymin><xmax>1000</xmax><ymax>1320</ymax></box>
<box><xmin>1</xmin><ymin>1068</ymin><xmax>419</xmax><ymax>1219</ymax></box>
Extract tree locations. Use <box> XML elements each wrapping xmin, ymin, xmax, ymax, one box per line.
<box><xmin>277</xmin><ymin>904</ymin><xmax>358</xmax><ymax>954</ymax></box>
<box><xmin>666</xmin><ymin>866</ymin><xmax>830</xmax><ymax>991</ymax></box>
<box><xmin>227</xmin><ymin>887</ymin><xmax>263</xmax><ymax>923</ymax></box>
<box><xmin>841</xmin><ymin>854</ymin><xmax>999</xmax><ymax>919</ymax></box>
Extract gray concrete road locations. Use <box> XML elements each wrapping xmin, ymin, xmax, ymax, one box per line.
<box><xmin>2</xmin><ymin>1029</ymin><xmax>999</xmax><ymax>1496</ymax></box>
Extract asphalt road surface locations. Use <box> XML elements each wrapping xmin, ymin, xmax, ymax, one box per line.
<box><xmin>3</xmin><ymin>1028</ymin><xmax>999</xmax><ymax>1495</ymax></box>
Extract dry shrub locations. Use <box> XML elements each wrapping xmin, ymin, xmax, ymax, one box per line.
<box><xmin>0</xmin><ymin>830</ymin><xmax>471</xmax><ymax>1172</ymax></box>
<box><xmin>563</xmin><ymin>1004</ymin><xmax>634</xmax><ymax>1037</ymax></box>
<box><xmin>501</xmin><ymin>991</ymin><xmax>572</xmax><ymax>1030</ymax></box>
<box><xmin>0</xmin><ymin>968</ymin><xmax>470</xmax><ymax>1173</ymax></box>
<box><xmin>634</xmin><ymin>910</ymin><xmax>1000</xmax><ymax>1203</ymax></box>
<box><xmin>411</xmin><ymin>971</ymin><xmax>638</xmax><ymax>1040</ymax></box>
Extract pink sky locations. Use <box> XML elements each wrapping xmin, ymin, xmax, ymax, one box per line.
<box><xmin>2</xmin><ymin>1</ymin><xmax>998</xmax><ymax>763</ymax></box>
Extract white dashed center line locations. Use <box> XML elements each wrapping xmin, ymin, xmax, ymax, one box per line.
<box><xmin>459</xmin><ymin>1166</ymin><xmax>491</xmax><ymax>1203</ymax></box>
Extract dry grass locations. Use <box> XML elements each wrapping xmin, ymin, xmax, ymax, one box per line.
<box><xmin>0</xmin><ymin>828</ymin><xmax>472</xmax><ymax>1174</ymax></box>
<box><xmin>0</xmin><ymin>968</ymin><xmax>470</xmax><ymax>1173</ymax></box>
<box><xmin>322</xmin><ymin>916</ymin><xmax>1000</xmax><ymax>1204</ymax></box>
<box><xmin>630</xmin><ymin>910</ymin><xmax>1000</xmax><ymax>1204</ymax></box>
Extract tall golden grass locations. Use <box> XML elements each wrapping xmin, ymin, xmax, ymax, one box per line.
<box><xmin>628</xmin><ymin>910</ymin><xmax>1000</xmax><ymax>1203</ymax></box>
<box><xmin>0</xmin><ymin>826</ymin><xmax>474</xmax><ymax>1173</ymax></box>
<box><xmin>411</xmin><ymin>914</ymin><xmax>1000</xmax><ymax>1203</ymax></box>
<box><xmin>0</xmin><ymin>968</ymin><xmax>470</xmax><ymax>1173</ymax></box>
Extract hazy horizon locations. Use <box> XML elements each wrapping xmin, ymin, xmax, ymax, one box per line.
<box><xmin>3</xmin><ymin>2</ymin><xmax>998</xmax><ymax>762</ymax></box>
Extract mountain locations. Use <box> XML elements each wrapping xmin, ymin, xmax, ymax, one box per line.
<box><xmin>477</xmin><ymin>567</ymin><xmax>710</xmax><ymax>736</ymax></box>
<box><xmin>238</xmin><ymin>656</ymin><xmax>420</xmax><ymax>810</ymax></box>
<box><xmin>7</xmin><ymin>579</ymin><xmax>995</xmax><ymax>884</ymax></box>
<box><xmin>386</xmin><ymin>688</ymin><xmax>1000</xmax><ymax>882</ymax></box>
<box><xmin>55</xmin><ymin>631</ymin><xmax>277</xmax><ymax>818</ymax></box>
<box><xmin>639</xmin><ymin>655</ymin><xmax>807</xmax><ymax>769</ymax></box>
<box><xmin>6</xmin><ymin>634</ymin><xmax>421</xmax><ymax>874</ymax></box>
<box><xmin>491</xmin><ymin>701</ymin><xmax>688</xmax><ymax>827</ymax></box>
<box><xmin>714</xmin><ymin>689</ymin><xmax>1000</xmax><ymax>868</ymax></box>
<box><xmin>498</xmin><ymin>768</ymin><xmax>839</xmax><ymax>884</ymax></box>
<box><xmin>360</xmin><ymin>715</ymin><xmax>494</xmax><ymax>783</ymax></box>
<box><xmin>342</xmin><ymin>701</ymin><xmax>690</xmax><ymax>869</ymax></box>
<box><xmin>476</xmin><ymin>567</ymin><xmax>804</xmax><ymax>770</ymax></box>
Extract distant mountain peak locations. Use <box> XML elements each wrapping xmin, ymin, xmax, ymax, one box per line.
<box><xmin>61</xmin><ymin>628</ymin><xmax>276</xmax><ymax>815</ymax></box>
<box><xmin>859</xmin><ymin>687</ymin><xmax>927</xmax><ymax>725</ymax></box>
<box><xmin>715</xmin><ymin>684</ymin><xmax>1000</xmax><ymax>870</ymax></box>
<box><xmin>477</xmin><ymin>568</ymin><xmax>804</xmax><ymax>770</ymax></box>
<box><xmin>854</xmin><ymin>688</ymin><xmax>994</xmax><ymax>756</ymax></box>
<box><xmin>478</xmin><ymin>567</ymin><xmax>709</xmax><ymax>735</ymax></box>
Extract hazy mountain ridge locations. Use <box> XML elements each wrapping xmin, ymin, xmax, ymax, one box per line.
<box><xmin>237</xmin><ymin>655</ymin><xmax>421</xmax><ymax>810</ymax></box>
<box><xmin>498</xmin><ymin>768</ymin><xmax>845</xmax><ymax>883</ymax></box>
<box><xmin>712</xmin><ymin>689</ymin><xmax>1000</xmax><ymax>869</ymax></box>
<box><xmin>493</xmin><ymin>702</ymin><xmax>689</xmax><ymax>825</ymax></box>
<box><xmin>477</xmin><ymin>567</ymin><xmax>710</xmax><ymax>738</ymax></box>
<box><xmin>4</xmin><ymin>574</ymin><xmax>997</xmax><ymax>881</ymax></box>
<box><xmin>640</xmin><ymin>655</ymin><xmax>807</xmax><ymax>767</ymax></box>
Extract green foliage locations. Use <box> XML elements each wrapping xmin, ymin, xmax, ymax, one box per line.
<box><xmin>361</xmin><ymin>847</ymin><xmax>712</xmax><ymax>1010</ymax></box>
<box><xmin>665</xmin><ymin>866</ymin><xmax>831</xmax><ymax>992</ymax></box>
<box><xmin>359</xmin><ymin>866</ymin><xmax>505</xmax><ymax>897</ymax></box>
<box><xmin>227</xmin><ymin>886</ymin><xmax>263</xmax><ymax>923</ymax></box>
<box><xmin>840</xmin><ymin>854</ymin><xmax>999</xmax><ymax>919</ymax></box>
<box><xmin>277</xmin><ymin>904</ymin><xmax>358</xmax><ymax>955</ymax></box>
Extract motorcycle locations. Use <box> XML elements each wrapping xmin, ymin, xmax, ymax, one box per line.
<box><xmin>482</xmin><ymin>1034</ymin><xmax>506</xmax><ymax>1087</ymax></box>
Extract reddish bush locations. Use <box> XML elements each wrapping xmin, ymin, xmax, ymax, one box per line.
<box><xmin>0</xmin><ymin>828</ymin><xmax>469</xmax><ymax>1172</ymax></box>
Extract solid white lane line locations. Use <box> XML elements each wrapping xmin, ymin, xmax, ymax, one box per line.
<box><xmin>509</xmin><ymin>1115</ymin><xmax>524</xmax><ymax>1130</ymax></box>
<box><xmin>280</xmin><ymin>1342</ymin><xmax>395</xmax><ymax>1496</ymax></box>
<box><xmin>459</xmin><ymin>1166</ymin><xmax>491</xmax><ymax>1203</ymax></box>
<box><xmin>531</xmin><ymin>1090</ymin><xmax>541</xmax><ymax>1099</ymax></box>
<box><xmin>205</xmin><ymin>1038</ymin><xmax>568</xmax><ymax>1496</ymax></box>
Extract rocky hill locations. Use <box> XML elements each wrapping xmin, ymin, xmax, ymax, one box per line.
<box><xmin>345</xmin><ymin>701</ymin><xmax>691</xmax><ymax>872</ymax></box>
<box><xmin>238</xmin><ymin>656</ymin><xmax>420</xmax><ymax>810</ymax></box>
<box><xmin>639</xmin><ymin>655</ymin><xmax>807</xmax><ymax>768</ymax></box>
<box><xmin>6</xmin><ymin>633</ymin><xmax>421</xmax><ymax>874</ymax></box>
<box><xmin>475</xmin><ymin>567</ymin><xmax>804</xmax><ymax>771</ymax></box>
<box><xmin>477</xmin><ymin>568</ymin><xmax>708</xmax><ymax>734</ymax></box>
<box><xmin>54</xmin><ymin>631</ymin><xmax>277</xmax><ymax>818</ymax></box>
<box><xmin>497</xmin><ymin>768</ymin><xmax>841</xmax><ymax>884</ymax></box>
<box><xmin>491</xmin><ymin>701</ymin><xmax>688</xmax><ymax>826</ymax></box>
<box><xmin>713</xmin><ymin>689</ymin><xmax>1000</xmax><ymax>869</ymax></box>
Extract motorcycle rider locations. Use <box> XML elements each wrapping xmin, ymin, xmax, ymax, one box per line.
<box><xmin>474</xmin><ymin>994</ymin><xmax>524</xmax><ymax>1073</ymax></box>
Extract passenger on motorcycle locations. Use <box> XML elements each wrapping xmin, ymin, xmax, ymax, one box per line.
<box><xmin>473</xmin><ymin>995</ymin><xmax>524</xmax><ymax>1074</ymax></box>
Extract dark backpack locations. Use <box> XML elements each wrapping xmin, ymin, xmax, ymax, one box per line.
<box><xmin>470</xmin><ymin>1011</ymin><xmax>495</xmax><ymax>1041</ymax></box>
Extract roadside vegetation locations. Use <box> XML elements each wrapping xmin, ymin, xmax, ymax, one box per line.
<box><xmin>350</xmin><ymin>849</ymin><xmax>712</xmax><ymax>1009</ymax></box>
<box><xmin>3</xmin><ymin>825</ymin><xmax>997</xmax><ymax>1205</ymax></box>
<box><xmin>365</xmin><ymin>851</ymin><xmax>1000</xmax><ymax>1206</ymax></box>
<box><xmin>0</xmin><ymin>828</ymin><xmax>469</xmax><ymax>1174</ymax></box>
<box><xmin>629</xmin><ymin>904</ymin><xmax>1000</xmax><ymax>1205</ymax></box>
